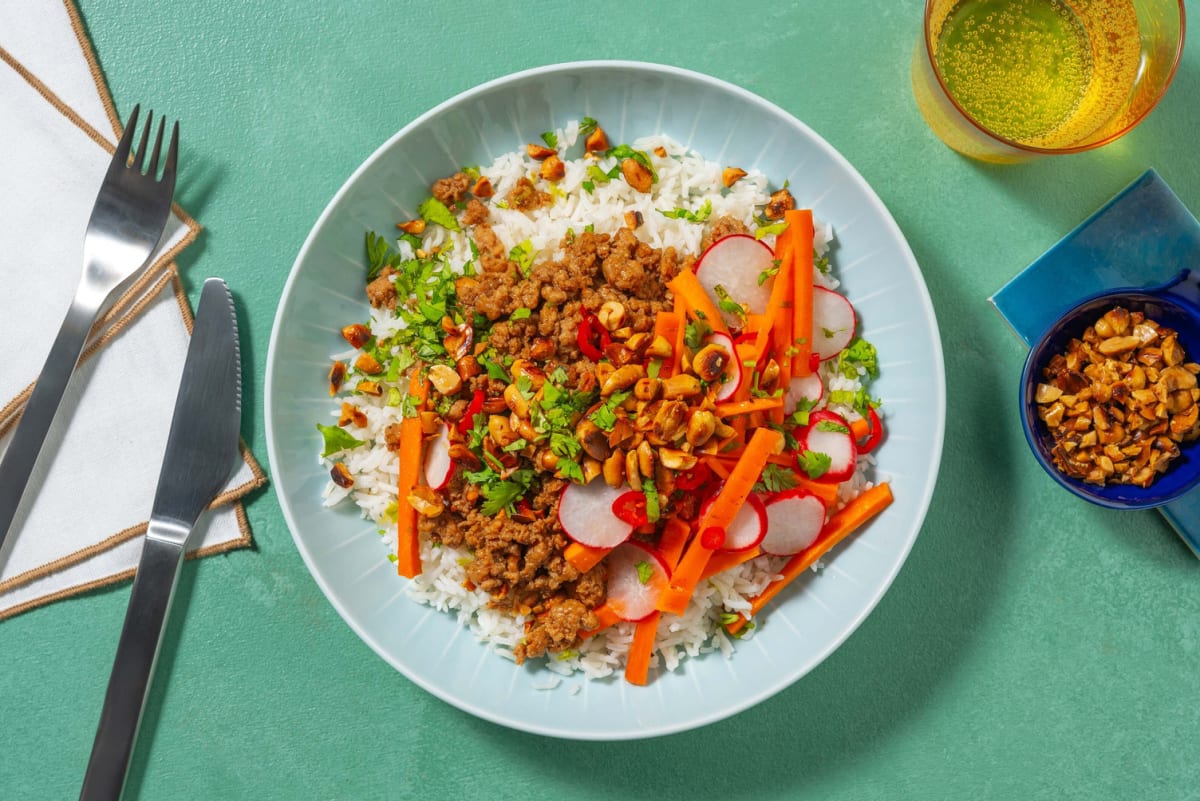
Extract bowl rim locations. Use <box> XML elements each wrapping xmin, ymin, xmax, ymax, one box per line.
<box><xmin>1020</xmin><ymin>276</ymin><xmax>1200</xmax><ymax>509</ymax></box>
<box><xmin>264</xmin><ymin>59</ymin><xmax>946</xmax><ymax>738</ymax></box>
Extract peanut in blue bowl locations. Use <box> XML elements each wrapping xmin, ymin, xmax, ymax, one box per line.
<box><xmin>1020</xmin><ymin>270</ymin><xmax>1200</xmax><ymax>509</ymax></box>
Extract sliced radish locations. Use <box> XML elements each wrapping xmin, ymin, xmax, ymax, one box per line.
<box><xmin>812</xmin><ymin>287</ymin><xmax>856</xmax><ymax>361</ymax></box>
<box><xmin>557</xmin><ymin>479</ymin><xmax>633</xmax><ymax>548</ymax></box>
<box><xmin>783</xmin><ymin>373</ymin><xmax>824</xmax><ymax>415</ymax></box>
<box><xmin>761</xmin><ymin>489</ymin><xmax>827</xmax><ymax>555</ymax></box>
<box><xmin>695</xmin><ymin>234</ymin><xmax>775</xmax><ymax>328</ymax></box>
<box><xmin>605</xmin><ymin>541</ymin><xmax>670</xmax><ymax>622</ymax></box>
<box><xmin>706</xmin><ymin>331</ymin><xmax>743</xmax><ymax>402</ymax></box>
<box><xmin>795</xmin><ymin>409</ymin><xmax>857</xmax><ymax>483</ymax></box>
<box><xmin>699</xmin><ymin>493</ymin><xmax>766</xmax><ymax>552</ymax></box>
<box><xmin>423</xmin><ymin>426</ymin><xmax>454</xmax><ymax>490</ymax></box>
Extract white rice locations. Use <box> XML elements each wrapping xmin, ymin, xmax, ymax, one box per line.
<box><xmin>319</xmin><ymin>128</ymin><xmax>876</xmax><ymax>682</ymax></box>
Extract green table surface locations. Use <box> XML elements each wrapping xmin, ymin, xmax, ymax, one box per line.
<box><xmin>5</xmin><ymin>1</ymin><xmax>1199</xmax><ymax>798</ymax></box>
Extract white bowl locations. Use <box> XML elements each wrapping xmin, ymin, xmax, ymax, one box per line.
<box><xmin>265</xmin><ymin>61</ymin><xmax>946</xmax><ymax>740</ymax></box>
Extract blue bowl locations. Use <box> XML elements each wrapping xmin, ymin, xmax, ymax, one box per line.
<box><xmin>1021</xmin><ymin>269</ymin><xmax>1200</xmax><ymax>509</ymax></box>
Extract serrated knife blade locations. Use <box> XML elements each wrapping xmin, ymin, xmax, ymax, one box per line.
<box><xmin>79</xmin><ymin>277</ymin><xmax>242</xmax><ymax>801</ymax></box>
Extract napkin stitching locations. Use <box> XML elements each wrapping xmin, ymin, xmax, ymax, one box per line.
<box><xmin>0</xmin><ymin>6</ymin><xmax>264</xmax><ymax>618</ymax></box>
<box><xmin>0</xmin><ymin>501</ymin><xmax>252</xmax><ymax>622</ymax></box>
<box><xmin>61</xmin><ymin>0</ymin><xmax>123</xmax><ymax>140</ymax></box>
<box><xmin>0</xmin><ymin>45</ymin><xmax>202</xmax><ymax>425</ymax></box>
<box><xmin>0</xmin><ymin>42</ymin><xmax>265</xmax><ymax>489</ymax></box>
<box><xmin>0</xmin><ymin>270</ymin><xmax>265</xmax><ymax>596</ymax></box>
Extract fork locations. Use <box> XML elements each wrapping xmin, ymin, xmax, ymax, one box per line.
<box><xmin>0</xmin><ymin>106</ymin><xmax>178</xmax><ymax>553</ymax></box>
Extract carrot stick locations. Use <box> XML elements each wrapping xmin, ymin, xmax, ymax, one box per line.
<box><xmin>789</xmin><ymin>209</ymin><xmax>815</xmax><ymax>377</ymax></box>
<box><xmin>770</xmin><ymin>235</ymin><xmax>796</xmax><ymax>425</ymax></box>
<box><xmin>716</xmin><ymin>396</ymin><xmax>784</xmax><ymax>417</ymax></box>
<box><xmin>701</xmin><ymin>547</ymin><xmax>762</xmax><ymax>580</ymax></box>
<box><xmin>658</xmin><ymin>517</ymin><xmax>691</xmax><ymax>569</ymax></box>
<box><xmin>670</xmin><ymin>295</ymin><xmax>688</xmax><ymax>376</ymax></box>
<box><xmin>703</xmin><ymin>456</ymin><xmax>732</xmax><ymax>481</ymax></box>
<box><xmin>660</xmin><ymin>428</ymin><xmax>783</xmax><ymax>614</ymax></box>
<box><xmin>564</xmin><ymin>541</ymin><xmax>610</xmax><ymax>573</ymax></box>
<box><xmin>625</xmin><ymin>610</ymin><xmax>660</xmax><ymax>685</ymax></box>
<box><xmin>579</xmin><ymin>602</ymin><xmax>621</xmax><ymax>639</ymax></box>
<box><xmin>725</xmin><ymin>482</ymin><xmax>893</xmax><ymax>634</ymax></box>
<box><xmin>758</xmin><ymin>232</ymin><xmax>796</xmax><ymax>364</ymax></box>
<box><xmin>850</xmin><ymin>416</ymin><xmax>869</xmax><ymax>442</ymax></box>
<box><xmin>667</xmin><ymin>270</ymin><xmax>731</xmax><ymax>337</ymax></box>
<box><xmin>743</xmin><ymin>313</ymin><xmax>768</xmax><ymax>336</ymax></box>
<box><xmin>653</xmin><ymin>311</ymin><xmax>682</xmax><ymax>378</ymax></box>
<box><xmin>395</xmin><ymin>372</ymin><xmax>428</xmax><ymax>578</ymax></box>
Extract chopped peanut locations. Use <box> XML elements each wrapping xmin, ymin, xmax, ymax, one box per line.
<box><xmin>1036</xmin><ymin>306</ymin><xmax>1200</xmax><ymax>487</ymax></box>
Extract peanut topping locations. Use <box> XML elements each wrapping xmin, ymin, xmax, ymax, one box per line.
<box><xmin>540</xmin><ymin>154</ymin><xmax>565</xmax><ymax>182</ymax></box>
<box><xmin>584</xmin><ymin>126</ymin><xmax>610</xmax><ymax>153</ymax></box>
<box><xmin>620</xmin><ymin>158</ymin><xmax>653</xmax><ymax>193</ymax></box>
<box><xmin>1036</xmin><ymin>306</ymin><xmax>1200</xmax><ymax>487</ymax></box>
<box><xmin>526</xmin><ymin>143</ymin><xmax>556</xmax><ymax>160</ymax></box>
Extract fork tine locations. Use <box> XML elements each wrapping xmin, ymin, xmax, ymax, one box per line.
<box><xmin>162</xmin><ymin>121</ymin><xmax>180</xmax><ymax>183</ymax></box>
<box><xmin>113</xmin><ymin>104</ymin><xmax>140</xmax><ymax>165</ymax></box>
<box><xmin>146</xmin><ymin>117</ymin><xmax>166</xmax><ymax>177</ymax></box>
<box><xmin>132</xmin><ymin>110</ymin><xmax>154</xmax><ymax>171</ymax></box>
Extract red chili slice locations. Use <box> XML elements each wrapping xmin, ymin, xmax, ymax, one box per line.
<box><xmin>577</xmin><ymin>309</ymin><xmax>611</xmax><ymax>362</ymax></box>
<box><xmin>700</xmin><ymin>526</ymin><xmax>726</xmax><ymax>550</ymax></box>
<box><xmin>611</xmin><ymin>491</ymin><xmax>649</xmax><ymax>528</ymax></box>
<box><xmin>859</xmin><ymin>405</ymin><xmax>883</xmax><ymax>455</ymax></box>
<box><xmin>456</xmin><ymin>388</ymin><xmax>484</xmax><ymax>435</ymax></box>
<box><xmin>808</xmin><ymin>351</ymin><xmax>821</xmax><ymax>373</ymax></box>
<box><xmin>675</xmin><ymin>462</ymin><xmax>713</xmax><ymax>491</ymax></box>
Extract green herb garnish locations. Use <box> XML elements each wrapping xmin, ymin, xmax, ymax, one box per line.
<box><xmin>417</xmin><ymin>197</ymin><xmax>460</xmax><ymax>232</ymax></box>
<box><xmin>316</xmin><ymin>423</ymin><xmax>365</xmax><ymax>457</ymax></box>
<box><xmin>798</xmin><ymin>450</ymin><xmax>831</xmax><ymax>480</ymax></box>
<box><xmin>754</xmin><ymin>463</ymin><xmax>800</xmax><ymax>494</ymax></box>
<box><xmin>659</xmin><ymin>198</ymin><xmax>713</xmax><ymax>223</ymax></box>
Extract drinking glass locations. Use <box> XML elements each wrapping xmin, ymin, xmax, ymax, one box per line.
<box><xmin>912</xmin><ymin>0</ymin><xmax>1185</xmax><ymax>163</ymax></box>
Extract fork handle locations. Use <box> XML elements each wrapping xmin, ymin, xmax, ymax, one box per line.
<box><xmin>79</xmin><ymin>528</ymin><xmax>187</xmax><ymax>801</ymax></box>
<box><xmin>0</xmin><ymin>298</ymin><xmax>98</xmax><ymax>550</ymax></box>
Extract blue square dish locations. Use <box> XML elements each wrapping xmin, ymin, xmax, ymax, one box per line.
<box><xmin>992</xmin><ymin>170</ymin><xmax>1200</xmax><ymax>553</ymax></box>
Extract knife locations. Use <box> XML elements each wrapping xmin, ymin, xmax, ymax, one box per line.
<box><xmin>78</xmin><ymin>278</ymin><xmax>242</xmax><ymax>801</ymax></box>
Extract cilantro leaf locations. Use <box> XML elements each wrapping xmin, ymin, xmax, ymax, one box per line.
<box><xmin>480</xmin><ymin>481</ymin><xmax>525</xmax><ymax>516</ymax></box>
<box><xmin>510</xmin><ymin>307</ymin><xmax>532</xmax><ymax>321</ymax></box>
<box><xmin>365</xmin><ymin>231</ymin><xmax>404</xmax><ymax>280</ymax></box>
<box><xmin>635</xmin><ymin>561</ymin><xmax>653</xmax><ymax>584</ymax></box>
<box><xmin>753</xmin><ymin>463</ymin><xmax>799</xmax><ymax>494</ymax></box>
<box><xmin>799</xmin><ymin>450</ymin><xmax>831</xmax><ymax>480</ymax></box>
<box><xmin>606</xmin><ymin>144</ymin><xmax>657</xmax><ymax>182</ymax></box>
<box><xmin>316</xmin><ymin>423</ymin><xmax>365</xmax><ymax>457</ymax></box>
<box><xmin>658</xmin><ymin>198</ymin><xmax>713</xmax><ymax>223</ymax></box>
<box><xmin>540</xmin><ymin>130</ymin><xmax>558</xmax><ymax>149</ymax></box>
<box><xmin>837</xmin><ymin>337</ymin><xmax>879</xmax><ymax>379</ymax></box>
<box><xmin>417</xmin><ymin>197</ymin><xmax>460</xmax><ymax>232</ymax></box>
<box><xmin>683</xmin><ymin>318</ymin><xmax>714</xmax><ymax>351</ymax></box>
<box><xmin>557</xmin><ymin>459</ymin><xmax>585</xmax><ymax>483</ymax></box>
<box><xmin>578</xmin><ymin>117</ymin><xmax>599</xmax><ymax>137</ymax></box>
<box><xmin>816</xmin><ymin>420</ymin><xmax>850</xmax><ymax>434</ymax></box>
<box><xmin>509</xmin><ymin>239</ymin><xmax>535</xmax><ymax>276</ymax></box>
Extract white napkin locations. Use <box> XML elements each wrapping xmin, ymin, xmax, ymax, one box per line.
<box><xmin>0</xmin><ymin>5</ymin><xmax>265</xmax><ymax>619</ymax></box>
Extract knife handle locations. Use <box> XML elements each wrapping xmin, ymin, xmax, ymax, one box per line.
<box><xmin>79</xmin><ymin>529</ymin><xmax>186</xmax><ymax>801</ymax></box>
<box><xmin>0</xmin><ymin>298</ymin><xmax>97</xmax><ymax>551</ymax></box>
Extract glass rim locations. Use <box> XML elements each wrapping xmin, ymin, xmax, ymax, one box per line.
<box><xmin>922</xmin><ymin>0</ymin><xmax>1186</xmax><ymax>156</ymax></box>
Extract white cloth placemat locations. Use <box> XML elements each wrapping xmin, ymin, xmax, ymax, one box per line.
<box><xmin>0</xmin><ymin>4</ymin><xmax>265</xmax><ymax>618</ymax></box>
